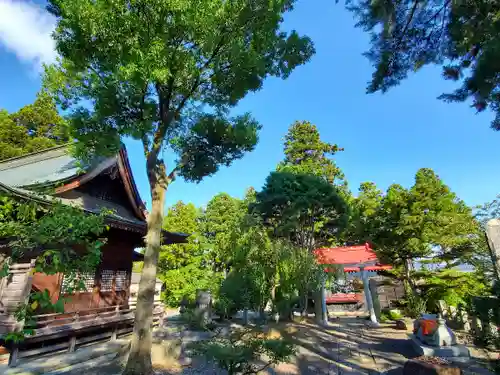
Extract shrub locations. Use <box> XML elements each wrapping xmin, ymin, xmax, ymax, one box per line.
<box><xmin>388</xmin><ymin>309</ymin><xmax>402</xmax><ymax>320</ymax></box>
<box><xmin>161</xmin><ymin>264</ymin><xmax>223</xmax><ymax>307</ymax></box>
<box><xmin>379</xmin><ymin>312</ymin><xmax>390</xmax><ymax>323</ymax></box>
<box><xmin>190</xmin><ymin>328</ymin><xmax>295</xmax><ymax>375</ymax></box>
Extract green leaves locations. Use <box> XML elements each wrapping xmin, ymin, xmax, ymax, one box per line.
<box><xmin>347</xmin><ymin>0</ymin><xmax>500</xmax><ymax>130</ymax></box>
<box><xmin>159</xmin><ymin>201</ymin><xmax>203</xmax><ymax>271</ymax></box>
<box><xmin>45</xmin><ymin>0</ymin><xmax>314</xmax><ymax>183</ymax></box>
<box><xmin>277</xmin><ymin>121</ymin><xmax>345</xmax><ymax>186</ymax></box>
<box><xmin>0</xmin><ymin>194</ymin><xmax>108</xmax><ymax>341</ymax></box>
<box><xmin>173</xmin><ymin>113</ymin><xmax>261</xmax><ymax>182</ymax></box>
<box><xmin>0</xmin><ymin>92</ymin><xmax>69</xmax><ymax>161</ymax></box>
<box><xmin>190</xmin><ymin>328</ymin><xmax>295</xmax><ymax>375</ymax></box>
<box><xmin>253</xmin><ymin>172</ymin><xmax>349</xmax><ymax>249</ymax></box>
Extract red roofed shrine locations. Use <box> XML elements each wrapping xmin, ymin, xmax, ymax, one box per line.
<box><xmin>314</xmin><ymin>243</ymin><xmax>392</xmax><ymax>273</ymax></box>
<box><xmin>313</xmin><ymin>244</ymin><xmax>392</xmax><ymax>325</ymax></box>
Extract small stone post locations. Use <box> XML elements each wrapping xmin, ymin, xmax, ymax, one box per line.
<box><xmin>195</xmin><ymin>290</ymin><xmax>212</xmax><ymax>327</ymax></box>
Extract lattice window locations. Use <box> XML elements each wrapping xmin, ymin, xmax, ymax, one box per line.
<box><xmin>61</xmin><ymin>271</ymin><xmax>96</xmax><ymax>294</ymax></box>
<box><xmin>98</xmin><ymin>270</ymin><xmax>129</xmax><ymax>292</ymax></box>
<box><xmin>115</xmin><ymin>271</ymin><xmax>128</xmax><ymax>291</ymax></box>
<box><xmin>100</xmin><ymin>270</ymin><xmax>115</xmax><ymax>292</ymax></box>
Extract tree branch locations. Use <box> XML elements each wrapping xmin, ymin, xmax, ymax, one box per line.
<box><xmin>173</xmin><ymin>34</ymin><xmax>227</xmax><ymax>117</ymax></box>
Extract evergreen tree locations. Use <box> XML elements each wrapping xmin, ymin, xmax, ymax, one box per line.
<box><xmin>344</xmin><ymin>181</ymin><xmax>383</xmax><ymax>245</ymax></box>
<box><xmin>202</xmin><ymin>193</ymin><xmax>245</xmax><ymax>272</ymax></box>
<box><xmin>160</xmin><ymin>201</ymin><xmax>203</xmax><ymax>272</ymax></box>
<box><xmin>277</xmin><ymin>121</ymin><xmax>345</xmax><ymax>187</ymax></box>
<box><xmin>373</xmin><ymin>168</ymin><xmax>479</xmax><ymax>291</ymax></box>
<box><xmin>346</xmin><ymin>0</ymin><xmax>500</xmax><ymax>129</ymax></box>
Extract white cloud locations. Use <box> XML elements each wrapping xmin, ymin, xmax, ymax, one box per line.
<box><xmin>0</xmin><ymin>0</ymin><xmax>57</xmax><ymax>70</ymax></box>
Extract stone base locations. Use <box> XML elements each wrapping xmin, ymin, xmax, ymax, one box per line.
<box><xmin>403</xmin><ymin>359</ymin><xmax>462</xmax><ymax>375</ymax></box>
<box><xmin>409</xmin><ymin>334</ymin><xmax>470</xmax><ymax>358</ymax></box>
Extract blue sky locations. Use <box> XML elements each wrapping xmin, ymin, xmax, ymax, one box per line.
<box><xmin>0</xmin><ymin>0</ymin><xmax>499</xmax><ymax>211</ymax></box>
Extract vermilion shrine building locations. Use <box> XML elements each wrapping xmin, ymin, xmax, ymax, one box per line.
<box><xmin>314</xmin><ymin>243</ymin><xmax>392</xmax><ymax>324</ymax></box>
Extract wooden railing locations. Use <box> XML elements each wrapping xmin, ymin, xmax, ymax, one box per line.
<box><xmin>5</xmin><ymin>304</ymin><xmax>165</xmax><ymax>367</ymax></box>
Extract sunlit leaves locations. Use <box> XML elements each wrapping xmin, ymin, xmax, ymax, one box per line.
<box><xmin>45</xmin><ymin>0</ymin><xmax>314</xmax><ymax>186</ymax></box>
<box><xmin>0</xmin><ymin>93</ymin><xmax>69</xmax><ymax>161</ymax></box>
<box><xmin>347</xmin><ymin>0</ymin><xmax>500</xmax><ymax>130</ymax></box>
<box><xmin>253</xmin><ymin>172</ymin><xmax>349</xmax><ymax>249</ymax></box>
<box><xmin>173</xmin><ymin>114</ymin><xmax>261</xmax><ymax>182</ymax></box>
<box><xmin>0</xmin><ymin>193</ymin><xmax>108</xmax><ymax>339</ymax></box>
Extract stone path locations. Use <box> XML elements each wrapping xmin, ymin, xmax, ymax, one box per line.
<box><xmin>16</xmin><ymin>316</ymin><xmax>496</xmax><ymax>375</ymax></box>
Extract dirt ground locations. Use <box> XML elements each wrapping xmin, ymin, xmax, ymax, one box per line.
<box><xmin>70</xmin><ymin>316</ymin><xmax>499</xmax><ymax>375</ymax></box>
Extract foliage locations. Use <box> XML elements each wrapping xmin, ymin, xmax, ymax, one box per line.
<box><xmin>202</xmin><ymin>193</ymin><xmax>246</xmax><ymax>272</ymax></box>
<box><xmin>346</xmin><ymin>0</ymin><xmax>500</xmax><ymax>130</ymax></box>
<box><xmin>344</xmin><ymin>182</ymin><xmax>383</xmax><ymax>244</ymax></box>
<box><xmin>0</xmin><ymin>193</ymin><xmax>107</xmax><ymax>340</ymax></box>
<box><xmin>253</xmin><ymin>172</ymin><xmax>349</xmax><ymax>250</ymax></box>
<box><xmin>161</xmin><ymin>257</ymin><xmax>223</xmax><ymax>307</ymax></box>
<box><xmin>160</xmin><ymin>201</ymin><xmax>204</xmax><ymax>271</ymax></box>
<box><xmin>132</xmin><ymin>261</ymin><xmax>144</xmax><ymax>273</ymax></box>
<box><xmin>45</xmin><ymin>0</ymin><xmax>314</xmax><ymax>168</ymax></box>
<box><xmin>45</xmin><ymin>3</ymin><xmax>313</xmax><ymax>368</ymax></box>
<box><xmin>379</xmin><ymin>312</ymin><xmax>390</xmax><ymax>323</ymax></box>
<box><xmin>179</xmin><ymin>307</ymin><xmax>215</xmax><ymax>332</ymax></box>
<box><xmin>356</xmin><ymin>169</ymin><xmax>480</xmax><ymax>291</ymax></box>
<box><xmin>388</xmin><ymin>309</ymin><xmax>402</xmax><ymax>320</ymax></box>
<box><xmin>417</xmin><ymin>269</ymin><xmax>487</xmax><ymax>311</ymax></box>
<box><xmin>403</xmin><ymin>281</ymin><xmax>427</xmax><ymax>318</ymax></box>
<box><xmin>190</xmin><ymin>328</ymin><xmax>295</xmax><ymax>375</ymax></box>
<box><xmin>277</xmin><ymin>121</ymin><xmax>345</xmax><ymax>186</ymax></box>
<box><xmin>0</xmin><ymin>92</ymin><xmax>69</xmax><ymax>161</ymax></box>
<box><xmin>476</xmin><ymin>194</ymin><xmax>500</xmax><ymax>225</ymax></box>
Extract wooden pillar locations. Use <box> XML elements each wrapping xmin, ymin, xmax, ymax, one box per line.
<box><xmin>68</xmin><ymin>312</ymin><xmax>79</xmax><ymax>352</ymax></box>
<box><xmin>486</xmin><ymin>219</ymin><xmax>500</xmax><ymax>282</ymax></box>
<box><xmin>360</xmin><ymin>266</ymin><xmax>379</xmax><ymax>326</ymax></box>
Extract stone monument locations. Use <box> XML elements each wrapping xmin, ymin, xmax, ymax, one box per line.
<box><xmin>410</xmin><ymin>314</ymin><xmax>470</xmax><ymax>358</ymax></box>
<box><xmin>195</xmin><ymin>290</ymin><xmax>212</xmax><ymax>326</ymax></box>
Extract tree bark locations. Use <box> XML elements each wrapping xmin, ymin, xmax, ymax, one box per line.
<box><xmin>123</xmin><ymin>175</ymin><xmax>166</xmax><ymax>375</ymax></box>
<box><xmin>403</xmin><ymin>258</ymin><xmax>418</xmax><ymax>295</ymax></box>
<box><xmin>313</xmin><ymin>289</ymin><xmax>325</xmax><ymax>325</ymax></box>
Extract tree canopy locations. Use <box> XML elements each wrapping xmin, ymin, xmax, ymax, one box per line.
<box><xmin>347</xmin><ymin>0</ymin><xmax>500</xmax><ymax>130</ymax></box>
<box><xmin>0</xmin><ymin>92</ymin><xmax>69</xmax><ymax>161</ymax></box>
<box><xmin>253</xmin><ymin>172</ymin><xmax>348</xmax><ymax>250</ymax></box>
<box><xmin>347</xmin><ymin>168</ymin><xmax>480</xmax><ymax>293</ymax></box>
<box><xmin>160</xmin><ymin>201</ymin><xmax>203</xmax><ymax>271</ymax></box>
<box><xmin>277</xmin><ymin>121</ymin><xmax>345</xmax><ymax>186</ymax></box>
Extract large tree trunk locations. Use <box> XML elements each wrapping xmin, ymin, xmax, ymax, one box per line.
<box><xmin>123</xmin><ymin>176</ymin><xmax>166</xmax><ymax>375</ymax></box>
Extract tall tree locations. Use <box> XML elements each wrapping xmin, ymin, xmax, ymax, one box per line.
<box><xmin>346</xmin><ymin>0</ymin><xmax>500</xmax><ymax>129</ymax></box>
<box><xmin>0</xmin><ymin>92</ymin><xmax>69</xmax><ymax>161</ymax></box>
<box><xmin>277</xmin><ymin>121</ymin><xmax>346</xmax><ymax>187</ymax></box>
<box><xmin>160</xmin><ymin>201</ymin><xmax>203</xmax><ymax>272</ymax></box>
<box><xmin>202</xmin><ymin>193</ymin><xmax>246</xmax><ymax>272</ymax></box>
<box><xmin>344</xmin><ymin>181</ymin><xmax>383</xmax><ymax>245</ymax></box>
<box><xmin>44</xmin><ymin>1</ymin><xmax>314</xmax><ymax>373</ymax></box>
<box><xmin>253</xmin><ymin>172</ymin><xmax>348</xmax><ymax>322</ymax></box>
<box><xmin>254</xmin><ymin>172</ymin><xmax>348</xmax><ymax>251</ymax></box>
<box><xmin>373</xmin><ymin>168</ymin><xmax>478</xmax><ymax>291</ymax></box>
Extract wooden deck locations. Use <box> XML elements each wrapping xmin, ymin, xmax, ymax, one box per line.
<box><xmin>2</xmin><ymin>304</ymin><xmax>164</xmax><ymax>367</ymax></box>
